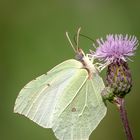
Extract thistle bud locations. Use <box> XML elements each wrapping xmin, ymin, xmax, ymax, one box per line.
<box><xmin>106</xmin><ymin>59</ymin><xmax>132</xmax><ymax>97</ymax></box>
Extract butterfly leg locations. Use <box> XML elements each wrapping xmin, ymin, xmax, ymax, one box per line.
<box><xmin>86</xmin><ymin>54</ymin><xmax>95</xmax><ymax>63</ymax></box>
<box><xmin>94</xmin><ymin>61</ymin><xmax>110</xmax><ymax>72</ymax></box>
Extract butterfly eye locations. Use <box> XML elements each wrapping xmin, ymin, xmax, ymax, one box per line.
<box><xmin>75</xmin><ymin>48</ymin><xmax>85</xmax><ymax>61</ymax></box>
<box><xmin>75</xmin><ymin>52</ymin><xmax>84</xmax><ymax>61</ymax></box>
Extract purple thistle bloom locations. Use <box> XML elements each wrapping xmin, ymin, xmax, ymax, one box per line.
<box><xmin>94</xmin><ymin>34</ymin><xmax>138</xmax><ymax>98</ymax></box>
<box><xmin>95</xmin><ymin>34</ymin><xmax>138</xmax><ymax>62</ymax></box>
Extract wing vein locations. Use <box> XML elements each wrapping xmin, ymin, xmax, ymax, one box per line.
<box><xmin>53</xmin><ymin>75</ymin><xmax>88</xmax><ymax>131</ymax></box>
<box><xmin>90</xmin><ymin>79</ymin><xmax>101</xmax><ymax>106</ymax></box>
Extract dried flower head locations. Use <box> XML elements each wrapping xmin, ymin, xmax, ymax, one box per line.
<box><xmin>95</xmin><ymin>34</ymin><xmax>138</xmax><ymax>63</ymax></box>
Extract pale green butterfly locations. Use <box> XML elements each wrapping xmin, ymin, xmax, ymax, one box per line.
<box><xmin>14</xmin><ymin>28</ymin><xmax>107</xmax><ymax>140</ymax></box>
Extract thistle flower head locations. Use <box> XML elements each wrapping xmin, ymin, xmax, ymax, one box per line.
<box><xmin>95</xmin><ymin>34</ymin><xmax>138</xmax><ymax>63</ymax></box>
<box><xmin>94</xmin><ymin>34</ymin><xmax>138</xmax><ymax>98</ymax></box>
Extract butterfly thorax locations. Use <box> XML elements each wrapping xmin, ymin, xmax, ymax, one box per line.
<box><xmin>76</xmin><ymin>48</ymin><xmax>97</xmax><ymax>79</ymax></box>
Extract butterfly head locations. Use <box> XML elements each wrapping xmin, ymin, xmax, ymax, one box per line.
<box><xmin>75</xmin><ymin>48</ymin><xmax>85</xmax><ymax>61</ymax></box>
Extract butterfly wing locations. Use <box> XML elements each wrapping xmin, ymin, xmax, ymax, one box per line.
<box><xmin>52</xmin><ymin>73</ymin><xmax>107</xmax><ymax>140</ymax></box>
<box><xmin>14</xmin><ymin>59</ymin><xmax>88</xmax><ymax>128</ymax></box>
<box><xmin>14</xmin><ymin>59</ymin><xmax>107</xmax><ymax>140</ymax></box>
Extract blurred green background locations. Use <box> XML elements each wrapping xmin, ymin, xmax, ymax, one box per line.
<box><xmin>0</xmin><ymin>0</ymin><xmax>140</xmax><ymax>140</ymax></box>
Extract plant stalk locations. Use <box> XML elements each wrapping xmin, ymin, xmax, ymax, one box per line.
<box><xmin>115</xmin><ymin>97</ymin><xmax>133</xmax><ymax>140</ymax></box>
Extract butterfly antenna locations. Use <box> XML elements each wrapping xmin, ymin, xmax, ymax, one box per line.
<box><xmin>73</xmin><ymin>30</ymin><xmax>95</xmax><ymax>47</ymax></box>
<box><xmin>66</xmin><ymin>32</ymin><xmax>76</xmax><ymax>53</ymax></box>
<box><xmin>76</xmin><ymin>27</ymin><xmax>81</xmax><ymax>50</ymax></box>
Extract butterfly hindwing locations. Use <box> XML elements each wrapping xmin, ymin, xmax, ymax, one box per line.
<box><xmin>52</xmin><ymin>73</ymin><xmax>107</xmax><ymax>140</ymax></box>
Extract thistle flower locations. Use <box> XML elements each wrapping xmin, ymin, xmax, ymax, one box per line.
<box><xmin>95</xmin><ymin>34</ymin><xmax>138</xmax><ymax>63</ymax></box>
<box><xmin>94</xmin><ymin>34</ymin><xmax>138</xmax><ymax>97</ymax></box>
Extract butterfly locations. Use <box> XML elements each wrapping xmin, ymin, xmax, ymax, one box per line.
<box><xmin>14</xmin><ymin>28</ymin><xmax>107</xmax><ymax>140</ymax></box>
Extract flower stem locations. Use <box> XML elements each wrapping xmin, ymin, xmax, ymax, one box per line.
<box><xmin>115</xmin><ymin>97</ymin><xmax>133</xmax><ymax>140</ymax></box>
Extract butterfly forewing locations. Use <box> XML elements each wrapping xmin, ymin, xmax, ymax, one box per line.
<box><xmin>48</xmin><ymin>59</ymin><xmax>83</xmax><ymax>74</ymax></box>
<box><xmin>14</xmin><ymin>59</ymin><xmax>88</xmax><ymax>128</ymax></box>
